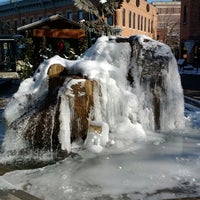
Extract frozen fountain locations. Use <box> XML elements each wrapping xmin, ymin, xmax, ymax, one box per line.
<box><xmin>1</xmin><ymin>35</ymin><xmax>185</xmax><ymax>160</ymax></box>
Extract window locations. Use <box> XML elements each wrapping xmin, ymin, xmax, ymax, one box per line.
<box><xmin>199</xmin><ymin>6</ymin><xmax>200</xmax><ymax>22</ymax></box>
<box><xmin>6</xmin><ymin>21</ymin><xmax>10</xmax><ymax>28</ymax></box>
<box><xmin>77</xmin><ymin>11</ymin><xmax>83</xmax><ymax>20</ymax></box>
<box><xmin>67</xmin><ymin>11</ymin><xmax>73</xmax><ymax>20</ymax></box>
<box><xmin>138</xmin><ymin>15</ymin><xmax>140</xmax><ymax>30</ymax></box>
<box><xmin>107</xmin><ymin>15</ymin><xmax>113</xmax><ymax>26</ymax></box>
<box><xmin>14</xmin><ymin>20</ymin><xmax>18</xmax><ymax>32</ymax></box>
<box><xmin>141</xmin><ymin>16</ymin><xmax>143</xmax><ymax>31</ymax></box>
<box><xmin>129</xmin><ymin>11</ymin><xmax>132</xmax><ymax>28</ymax></box>
<box><xmin>158</xmin><ymin>22</ymin><xmax>165</xmax><ymax>29</ymax></box>
<box><xmin>136</xmin><ymin>0</ymin><xmax>140</xmax><ymax>7</ymax></box>
<box><xmin>148</xmin><ymin>19</ymin><xmax>150</xmax><ymax>32</ymax></box>
<box><xmin>170</xmin><ymin>7</ymin><xmax>174</xmax><ymax>14</ymax></box>
<box><xmin>144</xmin><ymin>17</ymin><xmax>146</xmax><ymax>32</ymax></box>
<box><xmin>183</xmin><ymin>5</ymin><xmax>187</xmax><ymax>24</ymax></box>
<box><xmin>122</xmin><ymin>9</ymin><xmax>126</xmax><ymax>27</ymax></box>
<box><xmin>146</xmin><ymin>4</ymin><xmax>150</xmax><ymax>12</ymax></box>
<box><xmin>22</xmin><ymin>18</ymin><xmax>26</xmax><ymax>25</ymax></box>
<box><xmin>88</xmin><ymin>13</ymin><xmax>96</xmax><ymax>21</ymax></box>
<box><xmin>133</xmin><ymin>13</ymin><xmax>136</xmax><ymax>29</ymax></box>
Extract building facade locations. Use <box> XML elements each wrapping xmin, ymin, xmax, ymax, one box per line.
<box><xmin>116</xmin><ymin>0</ymin><xmax>157</xmax><ymax>38</ymax></box>
<box><xmin>152</xmin><ymin>1</ymin><xmax>181</xmax><ymax>58</ymax></box>
<box><xmin>180</xmin><ymin>0</ymin><xmax>200</xmax><ymax>65</ymax></box>
<box><xmin>0</xmin><ymin>0</ymin><xmax>157</xmax><ymax>39</ymax></box>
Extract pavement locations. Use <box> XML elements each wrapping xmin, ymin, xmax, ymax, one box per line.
<box><xmin>0</xmin><ymin>189</ymin><xmax>41</xmax><ymax>200</ymax></box>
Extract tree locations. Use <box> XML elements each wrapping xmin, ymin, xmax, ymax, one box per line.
<box><xmin>157</xmin><ymin>14</ymin><xmax>180</xmax><ymax>58</ymax></box>
<box><xmin>74</xmin><ymin>0</ymin><xmax>123</xmax><ymax>35</ymax></box>
<box><xmin>18</xmin><ymin>34</ymin><xmax>35</xmax><ymax>79</ymax></box>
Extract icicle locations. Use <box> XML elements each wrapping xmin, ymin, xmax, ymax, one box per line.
<box><xmin>59</xmin><ymin>95</ymin><xmax>71</xmax><ymax>152</ymax></box>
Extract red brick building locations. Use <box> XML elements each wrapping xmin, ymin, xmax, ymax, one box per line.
<box><xmin>116</xmin><ymin>0</ymin><xmax>157</xmax><ymax>38</ymax></box>
<box><xmin>180</xmin><ymin>0</ymin><xmax>200</xmax><ymax>65</ymax></box>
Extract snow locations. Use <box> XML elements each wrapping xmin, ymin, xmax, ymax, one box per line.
<box><xmin>99</xmin><ymin>0</ymin><xmax>107</xmax><ymax>3</ymax></box>
<box><xmin>0</xmin><ymin>35</ymin><xmax>199</xmax><ymax>199</ymax></box>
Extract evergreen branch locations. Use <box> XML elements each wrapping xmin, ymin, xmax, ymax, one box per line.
<box><xmin>73</xmin><ymin>0</ymin><xmax>99</xmax><ymax>17</ymax></box>
<box><xmin>101</xmin><ymin>0</ymin><xmax>124</xmax><ymax>16</ymax></box>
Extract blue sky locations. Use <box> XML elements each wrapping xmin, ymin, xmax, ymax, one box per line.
<box><xmin>0</xmin><ymin>0</ymin><xmax>9</xmax><ymax>3</ymax></box>
<box><xmin>0</xmin><ymin>0</ymin><xmax>173</xmax><ymax>5</ymax></box>
<box><xmin>148</xmin><ymin>0</ymin><xmax>172</xmax><ymax>2</ymax></box>
<box><xmin>0</xmin><ymin>0</ymin><xmax>172</xmax><ymax>3</ymax></box>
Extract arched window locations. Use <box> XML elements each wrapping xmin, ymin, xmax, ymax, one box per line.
<box><xmin>136</xmin><ymin>0</ymin><xmax>140</xmax><ymax>7</ymax></box>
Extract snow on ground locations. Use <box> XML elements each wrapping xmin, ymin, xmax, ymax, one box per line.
<box><xmin>179</xmin><ymin>64</ymin><xmax>200</xmax><ymax>75</ymax></box>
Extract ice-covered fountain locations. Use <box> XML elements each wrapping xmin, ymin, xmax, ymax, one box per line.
<box><xmin>2</xmin><ymin>35</ymin><xmax>200</xmax><ymax>200</ymax></box>
<box><xmin>2</xmin><ymin>35</ymin><xmax>185</xmax><ymax>158</ymax></box>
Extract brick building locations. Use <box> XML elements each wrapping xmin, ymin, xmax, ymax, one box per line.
<box><xmin>180</xmin><ymin>0</ymin><xmax>200</xmax><ymax>65</ymax></box>
<box><xmin>116</xmin><ymin>0</ymin><xmax>157</xmax><ymax>38</ymax></box>
<box><xmin>152</xmin><ymin>1</ymin><xmax>181</xmax><ymax>58</ymax></box>
<box><xmin>0</xmin><ymin>0</ymin><xmax>157</xmax><ymax>39</ymax></box>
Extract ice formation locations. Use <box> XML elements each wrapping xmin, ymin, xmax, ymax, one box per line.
<box><xmin>2</xmin><ymin>35</ymin><xmax>185</xmax><ymax>156</ymax></box>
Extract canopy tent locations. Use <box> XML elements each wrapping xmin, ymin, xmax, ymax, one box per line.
<box><xmin>17</xmin><ymin>14</ymin><xmax>87</xmax><ymax>70</ymax></box>
<box><xmin>17</xmin><ymin>14</ymin><xmax>85</xmax><ymax>39</ymax></box>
